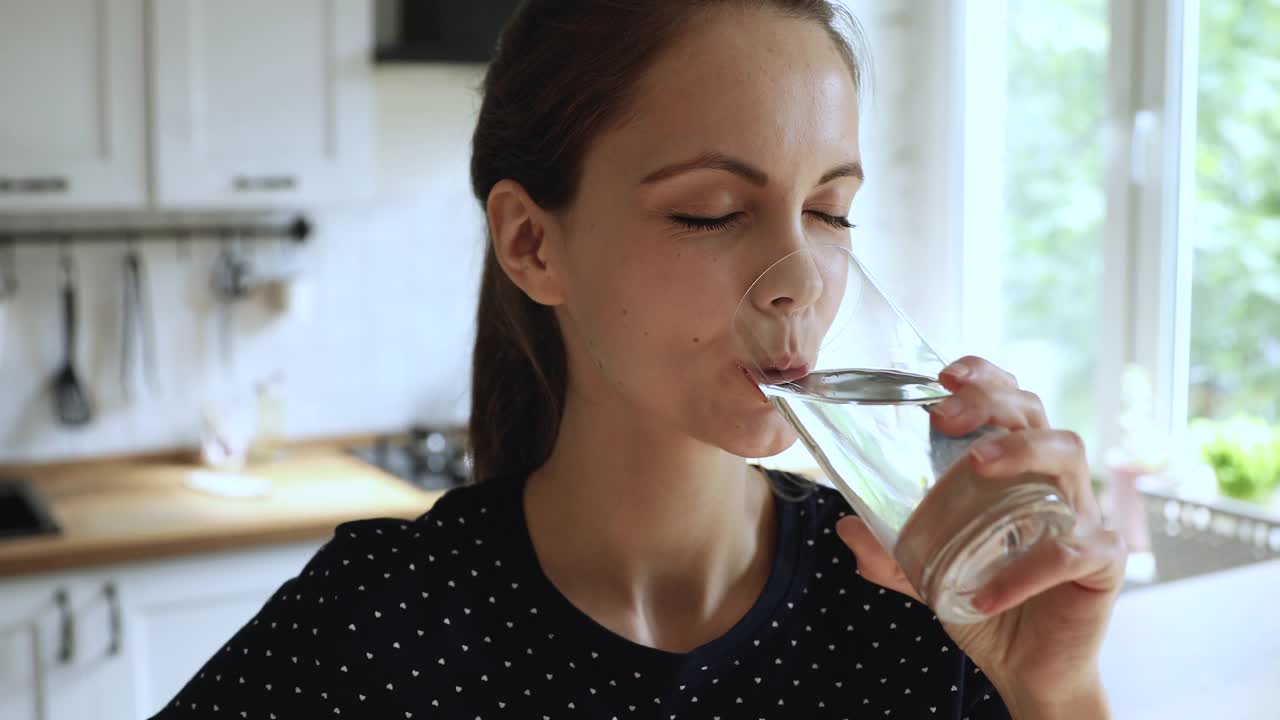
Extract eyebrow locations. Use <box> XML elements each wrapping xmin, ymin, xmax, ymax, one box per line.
<box><xmin>640</xmin><ymin>151</ymin><xmax>864</xmax><ymax>187</ymax></box>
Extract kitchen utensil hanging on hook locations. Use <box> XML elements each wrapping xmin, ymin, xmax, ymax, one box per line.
<box><xmin>0</xmin><ymin>238</ymin><xmax>15</xmax><ymax>298</ymax></box>
<box><xmin>211</xmin><ymin>230</ymin><xmax>251</xmax><ymax>373</ymax></box>
<box><xmin>52</xmin><ymin>240</ymin><xmax>93</xmax><ymax>427</ymax></box>
<box><xmin>0</xmin><ymin>236</ymin><xmax>16</xmax><ymax>370</ymax></box>
<box><xmin>121</xmin><ymin>235</ymin><xmax>160</xmax><ymax>401</ymax></box>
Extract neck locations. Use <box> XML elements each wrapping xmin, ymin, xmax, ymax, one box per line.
<box><xmin>524</xmin><ymin>382</ymin><xmax>777</xmax><ymax>652</ymax></box>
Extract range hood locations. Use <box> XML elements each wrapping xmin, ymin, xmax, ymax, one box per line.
<box><xmin>374</xmin><ymin>0</ymin><xmax>521</xmax><ymax>63</ymax></box>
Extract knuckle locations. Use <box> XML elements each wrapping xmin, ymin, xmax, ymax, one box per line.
<box><xmin>1113</xmin><ymin>536</ymin><xmax>1130</xmax><ymax>561</ymax></box>
<box><xmin>967</xmin><ymin>356</ymin><xmax>1017</xmax><ymax>387</ymax></box>
<box><xmin>1059</xmin><ymin>429</ymin><xmax>1087</xmax><ymax>456</ymax></box>
<box><xmin>1017</xmin><ymin>388</ymin><xmax>1043</xmax><ymax>409</ymax></box>
<box><xmin>1099</xmin><ymin>527</ymin><xmax>1128</xmax><ymax>556</ymax></box>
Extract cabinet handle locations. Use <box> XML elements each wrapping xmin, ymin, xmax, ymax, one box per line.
<box><xmin>54</xmin><ymin>587</ymin><xmax>75</xmax><ymax>665</ymax></box>
<box><xmin>232</xmin><ymin>175</ymin><xmax>298</xmax><ymax>192</ymax></box>
<box><xmin>104</xmin><ymin>581</ymin><xmax>123</xmax><ymax>657</ymax></box>
<box><xmin>0</xmin><ymin>176</ymin><xmax>69</xmax><ymax>194</ymax></box>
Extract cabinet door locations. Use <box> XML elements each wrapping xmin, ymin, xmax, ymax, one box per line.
<box><xmin>0</xmin><ymin>578</ymin><xmax>49</xmax><ymax>720</ymax></box>
<box><xmin>0</xmin><ymin>571</ymin><xmax>137</xmax><ymax>720</ymax></box>
<box><xmin>149</xmin><ymin>0</ymin><xmax>372</xmax><ymax>209</ymax></box>
<box><xmin>122</xmin><ymin>540</ymin><xmax>322</xmax><ymax>718</ymax></box>
<box><xmin>44</xmin><ymin>575</ymin><xmax>138</xmax><ymax>720</ymax></box>
<box><xmin>0</xmin><ymin>0</ymin><xmax>148</xmax><ymax>211</ymax></box>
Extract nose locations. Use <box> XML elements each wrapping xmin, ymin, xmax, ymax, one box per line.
<box><xmin>749</xmin><ymin>249</ymin><xmax>826</xmax><ymax>317</ymax></box>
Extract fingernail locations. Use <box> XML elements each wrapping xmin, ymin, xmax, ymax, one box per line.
<box><xmin>931</xmin><ymin>396</ymin><xmax>962</xmax><ymax>417</ymax></box>
<box><xmin>971</xmin><ymin>440</ymin><xmax>1004</xmax><ymax>463</ymax></box>
<box><xmin>971</xmin><ymin>591</ymin><xmax>997</xmax><ymax>615</ymax></box>
<box><xmin>942</xmin><ymin>363</ymin><xmax>971</xmax><ymax>381</ymax></box>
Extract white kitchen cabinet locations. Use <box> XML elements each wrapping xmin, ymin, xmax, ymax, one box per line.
<box><xmin>0</xmin><ymin>578</ymin><xmax>50</xmax><ymax>720</ymax></box>
<box><xmin>0</xmin><ymin>569</ymin><xmax>138</xmax><ymax>720</ymax></box>
<box><xmin>0</xmin><ymin>0</ymin><xmax>149</xmax><ymax>211</ymax></box>
<box><xmin>149</xmin><ymin>0</ymin><xmax>372</xmax><ymax>209</ymax></box>
<box><xmin>122</xmin><ymin>540</ymin><xmax>322</xmax><ymax>718</ymax></box>
<box><xmin>0</xmin><ymin>539</ymin><xmax>321</xmax><ymax>720</ymax></box>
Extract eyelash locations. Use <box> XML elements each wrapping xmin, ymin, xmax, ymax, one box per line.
<box><xmin>670</xmin><ymin>212</ymin><xmax>855</xmax><ymax>233</ymax></box>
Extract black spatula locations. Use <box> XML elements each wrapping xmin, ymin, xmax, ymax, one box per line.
<box><xmin>52</xmin><ymin>248</ymin><xmax>92</xmax><ymax>427</ymax></box>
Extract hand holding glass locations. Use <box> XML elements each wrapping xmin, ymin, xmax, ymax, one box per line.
<box><xmin>734</xmin><ymin>245</ymin><xmax>1075</xmax><ymax>624</ymax></box>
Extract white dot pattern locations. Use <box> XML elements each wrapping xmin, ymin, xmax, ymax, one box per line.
<box><xmin>148</xmin><ymin>473</ymin><xmax>1008</xmax><ymax>718</ymax></box>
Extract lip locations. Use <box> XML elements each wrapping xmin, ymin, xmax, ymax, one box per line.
<box><xmin>759</xmin><ymin>364</ymin><xmax>811</xmax><ymax>385</ymax></box>
<box><xmin>737</xmin><ymin>363</ymin><xmax>770</xmax><ymax>404</ymax></box>
<box><xmin>740</xmin><ymin>356</ymin><xmax>812</xmax><ymax>386</ymax></box>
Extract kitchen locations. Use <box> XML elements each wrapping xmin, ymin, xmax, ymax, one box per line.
<box><xmin>1</xmin><ymin>2</ymin><xmax>489</xmax><ymax>717</ymax></box>
<box><xmin>2</xmin><ymin>1</ymin><xmax>1278</xmax><ymax>719</ymax></box>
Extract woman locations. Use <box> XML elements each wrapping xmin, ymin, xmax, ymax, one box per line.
<box><xmin>154</xmin><ymin>1</ymin><xmax>1124</xmax><ymax>717</ymax></box>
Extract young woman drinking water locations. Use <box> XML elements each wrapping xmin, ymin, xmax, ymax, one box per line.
<box><xmin>154</xmin><ymin>2</ymin><xmax>1124</xmax><ymax>717</ymax></box>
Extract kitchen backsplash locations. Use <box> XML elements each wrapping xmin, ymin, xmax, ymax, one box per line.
<box><xmin>0</xmin><ymin>66</ymin><xmax>488</xmax><ymax>462</ymax></box>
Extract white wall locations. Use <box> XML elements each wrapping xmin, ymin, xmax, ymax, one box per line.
<box><xmin>0</xmin><ymin>66</ymin><xmax>489</xmax><ymax>463</ymax></box>
<box><xmin>844</xmin><ymin>0</ymin><xmax>965</xmax><ymax>360</ymax></box>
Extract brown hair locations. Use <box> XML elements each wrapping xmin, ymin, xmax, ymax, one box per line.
<box><xmin>469</xmin><ymin>0</ymin><xmax>869</xmax><ymax>483</ymax></box>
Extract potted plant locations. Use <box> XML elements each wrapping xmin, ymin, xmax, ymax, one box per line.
<box><xmin>1188</xmin><ymin>415</ymin><xmax>1280</xmax><ymax>503</ymax></box>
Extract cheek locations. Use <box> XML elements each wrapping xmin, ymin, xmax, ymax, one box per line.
<box><xmin>569</xmin><ymin>257</ymin><xmax>803</xmax><ymax>457</ymax></box>
<box><xmin>573</xmin><ymin>242</ymin><xmax>732</xmax><ymax>361</ymax></box>
<box><xmin>816</xmin><ymin>259</ymin><xmax>850</xmax><ymax>333</ymax></box>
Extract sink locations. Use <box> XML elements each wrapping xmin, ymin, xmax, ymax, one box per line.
<box><xmin>0</xmin><ymin>478</ymin><xmax>60</xmax><ymax>540</ymax></box>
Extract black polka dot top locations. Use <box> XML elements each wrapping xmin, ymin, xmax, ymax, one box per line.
<box><xmin>150</xmin><ymin>470</ymin><xmax>1010</xmax><ymax>719</ymax></box>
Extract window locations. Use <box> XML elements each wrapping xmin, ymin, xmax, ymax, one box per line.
<box><xmin>1187</xmin><ymin>0</ymin><xmax>1280</xmax><ymax>425</ymax></box>
<box><xmin>963</xmin><ymin>0</ymin><xmax>1280</xmax><ymax>463</ymax></box>
<box><xmin>959</xmin><ymin>0</ymin><xmax>1110</xmax><ymax>452</ymax></box>
<box><xmin>1000</xmin><ymin>0</ymin><xmax>1109</xmax><ymax>450</ymax></box>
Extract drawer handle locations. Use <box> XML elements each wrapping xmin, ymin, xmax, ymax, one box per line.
<box><xmin>232</xmin><ymin>175</ymin><xmax>297</xmax><ymax>192</ymax></box>
<box><xmin>104</xmin><ymin>581</ymin><xmax>123</xmax><ymax>657</ymax></box>
<box><xmin>54</xmin><ymin>587</ymin><xmax>75</xmax><ymax>665</ymax></box>
<box><xmin>0</xmin><ymin>176</ymin><xmax>69</xmax><ymax>194</ymax></box>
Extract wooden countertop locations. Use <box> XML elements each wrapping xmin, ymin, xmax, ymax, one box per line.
<box><xmin>0</xmin><ymin>446</ymin><xmax>444</xmax><ymax>579</ymax></box>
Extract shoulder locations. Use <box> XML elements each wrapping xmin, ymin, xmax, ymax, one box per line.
<box><xmin>145</xmin><ymin>483</ymin><xmax>515</xmax><ymax>718</ymax></box>
<box><xmin>395</xmin><ymin>479</ymin><xmax>511</xmax><ymax>535</ymax></box>
<box><xmin>296</xmin><ymin>480</ymin><xmax>511</xmax><ymax>590</ymax></box>
<box><xmin>317</xmin><ymin>480</ymin><xmax>509</xmax><ymax>562</ymax></box>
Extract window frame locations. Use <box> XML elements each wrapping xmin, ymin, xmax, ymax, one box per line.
<box><xmin>956</xmin><ymin>0</ymin><xmax>1200</xmax><ymax>457</ymax></box>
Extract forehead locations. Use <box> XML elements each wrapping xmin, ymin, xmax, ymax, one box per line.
<box><xmin>597</xmin><ymin>8</ymin><xmax>861</xmax><ymax>180</ymax></box>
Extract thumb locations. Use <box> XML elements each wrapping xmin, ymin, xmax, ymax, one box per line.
<box><xmin>835</xmin><ymin>516</ymin><xmax>923</xmax><ymax>602</ymax></box>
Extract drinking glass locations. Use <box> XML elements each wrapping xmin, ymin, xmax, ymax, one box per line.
<box><xmin>734</xmin><ymin>244</ymin><xmax>1076</xmax><ymax>623</ymax></box>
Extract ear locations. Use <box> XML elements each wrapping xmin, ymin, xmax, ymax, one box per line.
<box><xmin>486</xmin><ymin>179</ymin><xmax>566</xmax><ymax>306</ymax></box>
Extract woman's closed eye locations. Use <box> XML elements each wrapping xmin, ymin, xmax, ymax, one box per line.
<box><xmin>668</xmin><ymin>211</ymin><xmax>855</xmax><ymax>233</ymax></box>
<box><xmin>670</xmin><ymin>212</ymin><xmax>746</xmax><ymax>232</ymax></box>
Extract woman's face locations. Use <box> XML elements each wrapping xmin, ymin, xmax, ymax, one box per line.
<box><xmin>551</xmin><ymin>8</ymin><xmax>862</xmax><ymax>457</ymax></box>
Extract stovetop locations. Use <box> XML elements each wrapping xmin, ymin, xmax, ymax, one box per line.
<box><xmin>348</xmin><ymin>425</ymin><xmax>471</xmax><ymax>491</ymax></box>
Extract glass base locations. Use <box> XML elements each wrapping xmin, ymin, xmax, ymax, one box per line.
<box><xmin>916</xmin><ymin>483</ymin><xmax>1076</xmax><ymax>624</ymax></box>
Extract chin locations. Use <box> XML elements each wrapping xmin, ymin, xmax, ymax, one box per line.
<box><xmin>711</xmin><ymin>410</ymin><xmax>800</xmax><ymax>459</ymax></box>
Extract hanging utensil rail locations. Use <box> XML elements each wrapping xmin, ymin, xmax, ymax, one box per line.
<box><xmin>0</xmin><ymin>215</ymin><xmax>311</xmax><ymax>245</ymax></box>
